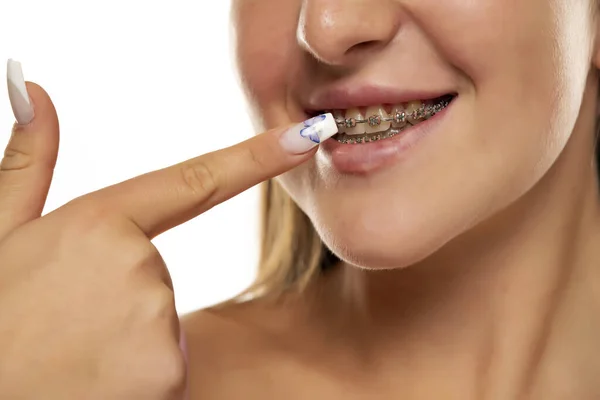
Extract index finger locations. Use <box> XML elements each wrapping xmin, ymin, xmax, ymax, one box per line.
<box><xmin>88</xmin><ymin>114</ymin><xmax>338</xmax><ymax>238</ymax></box>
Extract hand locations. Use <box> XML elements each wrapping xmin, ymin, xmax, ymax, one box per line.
<box><xmin>0</xmin><ymin>60</ymin><xmax>337</xmax><ymax>399</ymax></box>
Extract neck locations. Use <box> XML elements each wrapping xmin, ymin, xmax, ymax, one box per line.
<box><xmin>317</xmin><ymin>87</ymin><xmax>600</xmax><ymax>397</ymax></box>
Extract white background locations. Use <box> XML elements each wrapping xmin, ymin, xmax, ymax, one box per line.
<box><xmin>0</xmin><ymin>0</ymin><xmax>259</xmax><ymax>314</ymax></box>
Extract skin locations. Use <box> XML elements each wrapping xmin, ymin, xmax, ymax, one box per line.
<box><xmin>182</xmin><ymin>0</ymin><xmax>600</xmax><ymax>399</ymax></box>
<box><xmin>0</xmin><ymin>83</ymin><xmax>316</xmax><ymax>398</ymax></box>
<box><xmin>2</xmin><ymin>1</ymin><xmax>600</xmax><ymax>399</ymax></box>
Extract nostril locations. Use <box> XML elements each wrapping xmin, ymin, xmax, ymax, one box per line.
<box><xmin>345</xmin><ymin>40</ymin><xmax>383</xmax><ymax>57</ymax></box>
<box><xmin>352</xmin><ymin>40</ymin><xmax>379</xmax><ymax>50</ymax></box>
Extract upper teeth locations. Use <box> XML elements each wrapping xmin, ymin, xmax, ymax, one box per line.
<box><xmin>331</xmin><ymin>99</ymin><xmax>447</xmax><ymax>135</ymax></box>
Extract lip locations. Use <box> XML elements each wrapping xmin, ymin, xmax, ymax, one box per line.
<box><xmin>306</xmin><ymin>84</ymin><xmax>456</xmax><ymax>111</ymax></box>
<box><xmin>319</xmin><ymin>96</ymin><xmax>456</xmax><ymax>175</ymax></box>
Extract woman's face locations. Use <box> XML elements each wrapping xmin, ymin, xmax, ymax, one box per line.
<box><xmin>232</xmin><ymin>0</ymin><xmax>598</xmax><ymax>268</ymax></box>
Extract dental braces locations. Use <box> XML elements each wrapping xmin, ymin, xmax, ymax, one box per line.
<box><xmin>334</xmin><ymin>98</ymin><xmax>451</xmax><ymax>129</ymax></box>
<box><xmin>332</xmin><ymin>98</ymin><xmax>452</xmax><ymax>144</ymax></box>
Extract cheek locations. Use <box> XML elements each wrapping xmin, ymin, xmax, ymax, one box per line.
<box><xmin>420</xmin><ymin>0</ymin><xmax>587</xmax><ymax>179</ymax></box>
<box><xmin>414</xmin><ymin>0</ymin><xmax>565</xmax><ymax>132</ymax></box>
<box><xmin>234</xmin><ymin>0</ymin><xmax>303</xmax><ymax>129</ymax></box>
<box><xmin>412</xmin><ymin>0</ymin><xmax>557</xmax><ymax>84</ymax></box>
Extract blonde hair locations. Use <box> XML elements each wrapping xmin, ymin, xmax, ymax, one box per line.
<box><xmin>230</xmin><ymin>179</ymin><xmax>328</xmax><ymax>301</ymax></box>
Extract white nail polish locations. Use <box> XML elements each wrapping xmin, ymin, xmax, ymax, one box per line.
<box><xmin>279</xmin><ymin>113</ymin><xmax>339</xmax><ymax>154</ymax></box>
<box><xmin>7</xmin><ymin>59</ymin><xmax>34</xmax><ymax>125</ymax></box>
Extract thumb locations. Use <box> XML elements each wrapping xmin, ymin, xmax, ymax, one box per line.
<box><xmin>0</xmin><ymin>59</ymin><xmax>59</xmax><ymax>239</ymax></box>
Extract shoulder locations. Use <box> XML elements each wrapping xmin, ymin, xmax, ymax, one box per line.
<box><xmin>181</xmin><ymin>299</ymin><xmax>279</xmax><ymax>362</ymax></box>
<box><xmin>180</xmin><ymin>296</ymin><xmax>307</xmax><ymax>399</ymax></box>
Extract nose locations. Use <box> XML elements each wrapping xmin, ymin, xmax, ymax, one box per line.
<box><xmin>297</xmin><ymin>0</ymin><xmax>402</xmax><ymax>67</ymax></box>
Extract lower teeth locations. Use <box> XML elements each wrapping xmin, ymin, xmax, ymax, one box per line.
<box><xmin>337</xmin><ymin>128</ymin><xmax>401</xmax><ymax>144</ymax></box>
<box><xmin>334</xmin><ymin>96</ymin><xmax>453</xmax><ymax>144</ymax></box>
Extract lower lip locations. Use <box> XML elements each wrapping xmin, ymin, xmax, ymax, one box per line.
<box><xmin>319</xmin><ymin>99</ymin><xmax>455</xmax><ymax>174</ymax></box>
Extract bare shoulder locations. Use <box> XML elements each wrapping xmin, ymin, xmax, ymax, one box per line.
<box><xmin>181</xmin><ymin>297</ymin><xmax>286</xmax><ymax>360</ymax></box>
<box><xmin>180</xmin><ymin>296</ymin><xmax>307</xmax><ymax>399</ymax></box>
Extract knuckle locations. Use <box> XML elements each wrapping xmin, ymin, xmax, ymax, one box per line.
<box><xmin>137</xmin><ymin>333</ymin><xmax>186</xmax><ymax>398</ymax></box>
<box><xmin>59</xmin><ymin>199</ymin><xmax>115</xmax><ymax>239</ymax></box>
<box><xmin>143</xmin><ymin>287</ymin><xmax>177</xmax><ymax>320</ymax></box>
<box><xmin>123</xmin><ymin>234</ymin><xmax>157</xmax><ymax>262</ymax></box>
<box><xmin>128</xmin><ymin>244</ymin><xmax>174</xmax><ymax>288</ymax></box>
<box><xmin>123</xmin><ymin>239</ymin><xmax>161</xmax><ymax>277</ymax></box>
<box><xmin>179</xmin><ymin>160</ymin><xmax>218</xmax><ymax>200</ymax></box>
<box><xmin>244</xmin><ymin>145</ymin><xmax>268</xmax><ymax>171</ymax></box>
<box><xmin>56</xmin><ymin>199</ymin><xmax>153</xmax><ymax>268</ymax></box>
<box><xmin>0</xmin><ymin>142</ymin><xmax>33</xmax><ymax>172</ymax></box>
<box><xmin>156</xmin><ymin>346</ymin><xmax>187</xmax><ymax>397</ymax></box>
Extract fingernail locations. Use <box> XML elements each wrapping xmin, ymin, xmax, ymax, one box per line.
<box><xmin>7</xmin><ymin>59</ymin><xmax>34</xmax><ymax>125</ymax></box>
<box><xmin>279</xmin><ymin>113</ymin><xmax>339</xmax><ymax>154</ymax></box>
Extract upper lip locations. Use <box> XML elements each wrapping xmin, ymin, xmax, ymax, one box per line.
<box><xmin>305</xmin><ymin>84</ymin><xmax>456</xmax><ymax>112</ymax></box>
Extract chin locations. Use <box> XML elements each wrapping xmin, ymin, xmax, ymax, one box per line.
<box><xmin>309</xmin><ymin>206</ymin><xmax>464</xmax><ymax>271</ymax></box>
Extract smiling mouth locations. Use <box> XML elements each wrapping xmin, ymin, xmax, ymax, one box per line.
<box><xmin>312</xmin><ymin>94</ymin><xmax>455</xmax><ymax>144</ymax></box>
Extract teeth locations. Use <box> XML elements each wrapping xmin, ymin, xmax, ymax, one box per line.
<box><xmin>391</xmin><ymin>104</ymin><xmax>407</xmax><ymax>128</ymax></box>
<box><xmin>333</xmin><ymin>110</ymin><xmax>346</xmax><ymax>133</ymax></box>
<box><xmin>405</xmin><ymin>101</ymin><xmax>424</xmax><ymax>124</ymax></box>
<box><xmin>345</xmin><ymin>108</ymin><xmax>366</xmax><ymax>135</ymax></box>
<box><xmin>328</xmin><ymin>95</ymin><xmax>453</xmax><ymax>144</ymax></box>
<box><xmin>424</xmin><ymin>102</ymin><xmax>434</xmax><ymax>120</ymax></box>
<box><xmin>364</xmin><ymin>106</ymin><xmax>391</xmax><ymax>134</ymax></box>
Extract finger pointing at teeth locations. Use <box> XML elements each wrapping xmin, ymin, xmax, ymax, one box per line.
<box><xmin>68</xmin><ymin>113</ymin><xmax>338</xmax><ymax>239</ymax></box>
<box><xmin>0</xmin><ymin>61</ymin><xmax>339</xmax><ymax>399</ymax></box>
